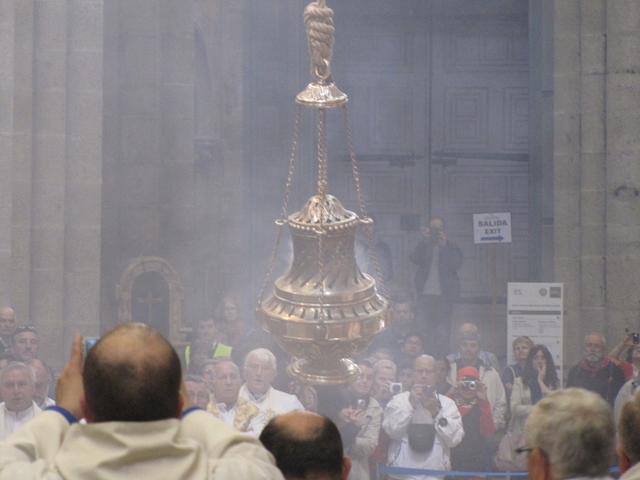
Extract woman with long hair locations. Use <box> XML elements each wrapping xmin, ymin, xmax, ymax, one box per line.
<box><xmin>495</xmin><ymin>344</ymin><xmax>559</xmax><ymax>471</ymax></box>
<box><xmin>511</xmin><ymin>344</ymin><xmax>559</xmax><ymax>427</ymax></box>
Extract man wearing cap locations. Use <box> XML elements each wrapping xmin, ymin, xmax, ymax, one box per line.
<box><xmin>447</xmin><ymin>328</ymin><xmax>506</xmax><ymax>430</ymax></box>
<box><xmin>448</xmin><ymin>366</ymin><xmax>496</xmax><ymax>472</ymax></box>
<box><xmin>383</xmin><ymin>355</ymin><xmax>463</xmax><ymax>480</ymax></box>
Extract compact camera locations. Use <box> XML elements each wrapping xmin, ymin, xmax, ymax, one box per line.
<box><xmin>626</xmin><ymin>328</ymin><xmax>640</xmax><ymax>345</ymax></box>
<box><xmin>461</xmin><ymin>380</ymin><xmax>477</xmax><ymax>391</ymax></box>
<box><xmin>389</xmin><ymin>382</ymin><xmax>403</xmax><ymax>395</ymax></box>
<box><xmin>421</xmin><ymin>384</ymin><xmax>436</xmax><ymax>397</ymax></box>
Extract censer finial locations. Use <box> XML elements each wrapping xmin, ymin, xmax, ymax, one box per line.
<box><xmin>296</xmin><ymin>0</ymin><xmax>348</xmax><ymax>108</ymax></box>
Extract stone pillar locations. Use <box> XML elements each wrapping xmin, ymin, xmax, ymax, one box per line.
<box><xmin>29</xmin><ymin>0</ymin><xmax>104</xmax><ymax>365</ymax></box>
<box><xmin>158</xmin><ymin>0</ymin><xmax>196</xmax><ymax>324</ymax></box>
<box><xmin>554</xmin><ymin>0</ymin><xmax>583</xmax><ymax>368</ymax></box>
<box><xmin>62</xmin><ymin>0</ymin><xmax>104</xmax><ymax>341</ymax></box>
<box><xmin>0</xmin><ymin>0</ymin><xmax>33</xmax><ymax>312</ymax></box>
<box><xmin>554</xmin><ymin>0</ymin><xmax>640</xmax><ymax>367</ymax></box>
<box><xmin>30</xmin><ymin>0</ymin><xmax>70</xmax><ymax>361</ymax></box>
<box><xmin>605</xmin><ymin>1</ymin><xmax>640</xmax><ymax>341</ymax></box>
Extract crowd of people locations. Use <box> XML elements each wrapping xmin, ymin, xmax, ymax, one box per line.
<box><xmin>0</xmin><ymin>296</ymin><xmax>638</xmax><ymax>479</ymax></box>
<box><xmin>0</xmin><ymin>215</ymin><xmax>637</xmax><ymax>478</ymax></box>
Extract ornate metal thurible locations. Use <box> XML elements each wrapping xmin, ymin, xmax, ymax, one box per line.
<box><xmin>257</xmin><ymin>0</ymin><xmax>388</xmax><ymax>384</ymax></box>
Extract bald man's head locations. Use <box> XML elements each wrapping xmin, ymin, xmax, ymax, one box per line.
<box><xmin>260</xmin><ymin>411</ymin><xmax>349</xmax><ymax>480</ymax></box>
<box><xmin>82</xmin><ymin>323</ymin><xmax>182</xmax><ymax>422</ymax></box>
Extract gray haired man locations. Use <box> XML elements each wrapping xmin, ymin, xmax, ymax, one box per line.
<box><xmin>0</xmin><ymin>362</ymin><xmax>41</xmax><ymax>439</ymax></box>
<box><xmin>525</xmin><ymin>388</ymin><xmax>614</xmax><ymax>480</ymax></box>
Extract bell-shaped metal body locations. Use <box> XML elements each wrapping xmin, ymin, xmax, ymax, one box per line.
<box><xmin>258</xmin><ymin>194</ymin><xmax>388</xmax><ymax>384</ymax></box>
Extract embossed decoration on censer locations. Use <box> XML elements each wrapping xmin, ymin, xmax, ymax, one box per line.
<box><xmin>257</xmin><ymin>0</ymin><xmax>388</xmax><ymax>384</ymax></box>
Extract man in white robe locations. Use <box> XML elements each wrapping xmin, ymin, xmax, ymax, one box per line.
<box><xmin>238</xmin><ymin>348</ymin><xmax>304</xmax><ymax>432</ymax></box>
<box><xmin>207</xmin><ymin>359</ymin><xmax>263</xmax><ymax>435</ymax></box>
<box><xmin>0</xmin><ymin>362</ymin><xmax>41</xmax><ymax>440</ymax></box>
<box><xmin>383</xmin><ymin>355</ymin><xmax>464</xmax><ymax>480</ymax></box>
<box><xmin>0</xmin><ymin>323</ymin><xmax>283</xmax><ymax>480</ymax></box>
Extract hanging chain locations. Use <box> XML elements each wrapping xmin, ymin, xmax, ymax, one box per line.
<box><xmin>257</xmin><ymin>106</ymin><xmax>303</xmax><ymax>307</ymax></box>
<box><xmin>316</xmin><ymin>108</ymin><xmax>328</xmax><ymax>199</ymax></box>
<box><xmin>316</xmin><ymin>108</ymin><xmax>327</xmax><ymax>323</ymax></box>
<box><xmin>343</xmin><ymin>104</ymin><xmax>387</xmax><ymax>297</ymax></box>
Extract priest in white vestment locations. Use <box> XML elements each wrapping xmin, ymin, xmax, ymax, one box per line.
<box><xmin>0</xmin><ymin>361</ymin><xmax>42</xmax><ymax>440</ymax></box>
<box><xmin>0</xmin><ymin>324</ymin><xmax>284</xmax><ymax>480</ymax></box>
<box><xmin>207</xmin><ymin>359</ymin><xmax>263</xmax><ymax>435</ymax></box>
<box><xmin>238</xmin><ymin>348</ymin><xmax>304</xmax><ymax>432</ymax></box>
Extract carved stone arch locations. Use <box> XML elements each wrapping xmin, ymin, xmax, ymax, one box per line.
<box><xmin>117</xmin><ymin>256</ymin><xmax>185</xmax><ymax>345</ymax></box>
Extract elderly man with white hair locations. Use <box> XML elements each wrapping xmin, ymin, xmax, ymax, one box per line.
<box><xmin>525</xmin><ymin>388</ymin><xmax>614</xmax><ymax>480</ymax></box>
<box><xmin>0</xmin><ymin>362</ymin><xmax>41</xmax><ymax>439</ymax></box>
<box><xmin>207</xmin><ymin>359</ymin><xmax>263</xmax><ymax>436</ymax></box>
<box><xmin>238</xmin><ymin>348</ymin><xmax>304</xmax><ymax>433</ymax></box>
<box><xmin>371</xmin><ymin>358</ymin><xmax>397</xmax><ymax>408</ymax></box>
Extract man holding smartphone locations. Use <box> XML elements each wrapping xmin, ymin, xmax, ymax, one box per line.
<box><xmin>0</xmin><ymin>323</ymin><xmax>284</xmax><ymax>479</ymax></box>
<box><xmin>409</xmin><ymin>217</ymin><xmax>463</xmax><ymax>357</ymax></box>
<box><xmin>382</xmin><ymin>355</ymin><xmax>463</xmax><ymax>480</ymax></box>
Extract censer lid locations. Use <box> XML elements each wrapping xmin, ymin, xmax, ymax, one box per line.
<box><xmin>288</xmin><ymin>194</ymin><xmax>359</xmax><ymax>231</ymax></box>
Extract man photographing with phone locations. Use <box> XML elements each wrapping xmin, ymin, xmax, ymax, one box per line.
<box><xmin>447</xmin><ymin>366</ymin><xmax>496</xmax><ymax>472</ymax></box>
<box><xmin>0</xmin><ymin>323</ymin><xmax>284</xmax><ymax>480</ymax></box>
<box><xmin>382</xmin><ymin>355</ymin><xmax>463</xmax><ymax>480</ymax></box>
<box><xmin>409</xmin><ymin>216</ymin><xmax>463</xmax><ymax>357</ymax></box>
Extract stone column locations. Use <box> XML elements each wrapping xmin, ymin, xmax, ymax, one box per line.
<box><xmin>605</xmin><ymin>1</ymin><xmax>640</xmax><ymax>341</ymax></box>
<box><xmin>62</xmin><ymin>0</ymin><xmax>104</xmax><ymax>342</ymax></box>
<box><xmin>158</xmin><ymin>0</ymin><xmax>195</xmax><ymax>324</ymax></box>
<box><xmin>0</xmin><ymin>1</ymin><xmax>18</xmax><ymax>305</ymax></box>
<box><xmin>29</xmin><ymin>0</ymin><xmax>104</xmax><ymax>365</ymax></box>
<box><xmin>30</xmin><ymin>0</ymin><xmax>70</xmax><ymax>361</ymax></box>
<box><xmin>554</xmin><ymin>0</ymin><xmax>584</xmax><ymax>368</ymax></box>
<box><xmin>0</xmin><ymin>0</ymin><xmax>35</xmax><ymax>318</ymax></box>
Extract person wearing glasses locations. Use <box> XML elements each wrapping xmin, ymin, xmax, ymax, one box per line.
<box><xmin>524</xmin><ymin>388</ymin><xmax>614</xmax><ymax>480</ymax></box>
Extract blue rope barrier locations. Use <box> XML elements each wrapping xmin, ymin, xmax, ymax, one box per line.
<box><xmin>376</xmin><ymin>465</ymin><xmax>621</xmax><ymax>478</ymax></box>
<box><xmin>378</xmin><ymin>465</ymin><xmax>527</xmax><ymax>477</ymax></box>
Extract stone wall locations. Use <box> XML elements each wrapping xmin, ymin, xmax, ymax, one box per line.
<box><xmin>554</xmin><ymin>0</ymin><xmax>640</xmax><ymax>367</ymax></box>
<box><xmin>0</xmin><ymin>0</ymin><xmax>104</xmax><ymax>367</ymax></box>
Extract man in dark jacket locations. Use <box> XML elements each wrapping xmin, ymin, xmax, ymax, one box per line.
<box><xmin>409</xmin><ymin>216</ymin><xmax>463</xmax><ymax>357</ymax></box>
<box><xmin>567</xmin><ymin>332</ymin><xmax>625</xmax><ymax>406</ymax></box>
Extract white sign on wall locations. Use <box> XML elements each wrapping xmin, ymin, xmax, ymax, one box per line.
<box><xmin>473</xmin><ymin>212</ymin><xmax>512</xmax><ymax>244</ymax></box>
<box><xmin>507</xmin><ymin>282</ymin><xmax>564</xmax><ymax>383</ymax></box>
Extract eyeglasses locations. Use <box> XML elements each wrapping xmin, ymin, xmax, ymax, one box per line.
<box><xmin>13</xmin><ymin>325</ymin><xmax>37</xmax><ymax>336</ymax></box>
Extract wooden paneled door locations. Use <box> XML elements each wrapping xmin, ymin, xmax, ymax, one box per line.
<box><xmin>245</xmin><ymin>0</ymin><xmax>531</xmax><ymax>307</ymax></box>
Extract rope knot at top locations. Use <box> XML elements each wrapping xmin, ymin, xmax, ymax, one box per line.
<box><xmin>304</xmin><ymin>0</ymin><xmax>335</xmax><ymax>82</ymax></box>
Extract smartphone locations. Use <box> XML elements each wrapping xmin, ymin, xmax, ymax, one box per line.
<box><xmin>83</xmin><ymin>337</ymin><xmax>99</xmax><ymax>359</ymax></box>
